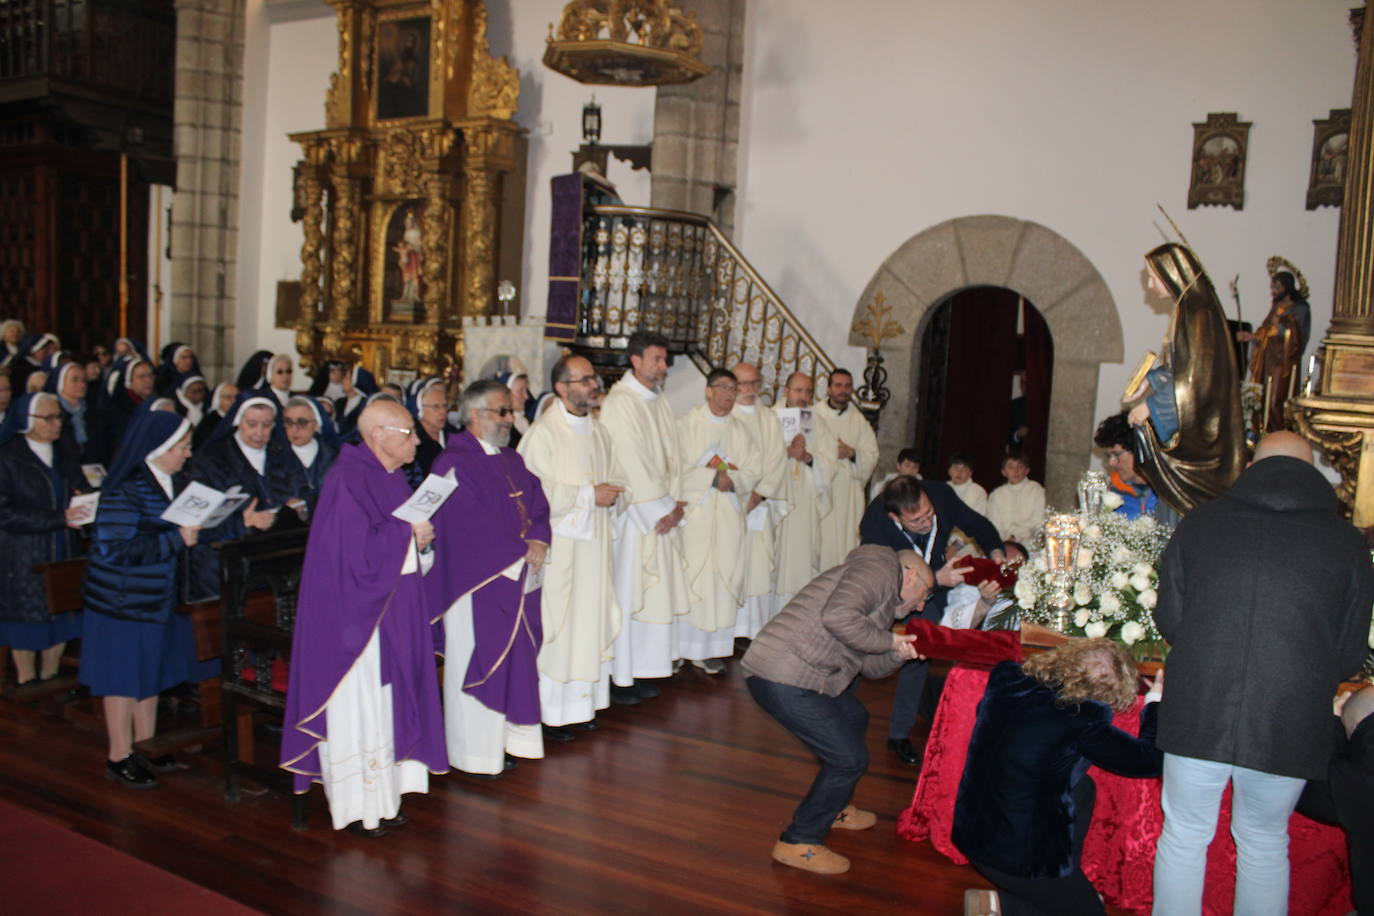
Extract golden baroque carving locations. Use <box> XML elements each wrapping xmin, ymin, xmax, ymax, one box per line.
<box><xmin>422</xmin><ymin>173</ymin><xmax>451</xmax><ymax>319</ymax></box>
<box><xmin>851</xmin><ymin>292</ymin><xmax>906</xmax><ymax>350</ymax></box>
<box><xmin>325</xmin><ymin>7</ymin><xmax>354</xmax><ymax>128</ymax></box>
<box><xmin>463</xmin><ymin>166</ymin><xmax>497</xmax><ymax>316</ymax></box>
<box><xmin>381</xmin><ymin>131</ymin><xmax>424</xmax><ymax>194</ymax></box>
<box><xmin>330</xmin><ymin>178</ymin><xmax>360</xmax><ymax>319</ymax></box>
<box><xmin>1288</xmin><ymin>404</ymin><xmax>1361</xmax><ymax>512</ymax></box>
<box><xmin>553</xmin><ymin>0</ymin><xmax>703</xmax><ymax>56</ymax></box>
<box><xmin>468</xmin><ymin>0</ymin><xmax>520</xmax><ymax>119</ymax></box>
<box><xmin>298</xmin><ymin>174</ymin><xmax>325</xmax><ymax>316</ymax></box>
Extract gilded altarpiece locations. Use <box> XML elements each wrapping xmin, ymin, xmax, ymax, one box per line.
<box><xmin>291</xmin><ymin>0</ymin><xmax>522</xmax><ymax>381</ymax></box>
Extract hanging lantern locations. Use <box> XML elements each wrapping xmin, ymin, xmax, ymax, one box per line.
<box><xmin>582</xmin><ymin>98</ymin><xmax>602</xmax><ymax>144</ymax></box>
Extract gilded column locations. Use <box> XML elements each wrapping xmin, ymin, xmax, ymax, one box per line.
<box><xmin>461</xmin><ymin>163</ymin><xmax>497</xmax><ymax>318</ymax></box>
<box><xmin>421</xmin><ymin>173</ymin><xmax>452</xmax><ymax>321</ymax></box>
<box><xmin>329</xmin><ymin>172</ymin><xmax>359</xmax><ymax>323</ymax></box>
<box><xmin>1332</xmin><ymin>7</ymin><xmax>1374</xmax><ymax>334</ymax></box>
<box><xmin>1290</xmin><ymin>7</ymin><xmax>1374</xmax><ymax>525</ymax></box>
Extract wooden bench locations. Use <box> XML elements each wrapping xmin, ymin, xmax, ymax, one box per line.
<box><xmin>218</xmin><ymin>528</ymin><xmax>310</xmax><ymax>829</ymax></box>
<box><xmin>2</xmin><ymin>557</ymin><xmax>87</xmax><ymax>706</ymax></box>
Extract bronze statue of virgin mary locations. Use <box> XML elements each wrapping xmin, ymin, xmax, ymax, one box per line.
<box><xmin>1126</xmin><ymin>242</ymin><xmax>1246</xmax><ymax>516</ymax></box>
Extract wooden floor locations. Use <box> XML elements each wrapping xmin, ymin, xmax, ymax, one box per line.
<box><xmin>1</xmin><ymin>657</ymin><xmax>994</xmax><ymax>915</ymax></box>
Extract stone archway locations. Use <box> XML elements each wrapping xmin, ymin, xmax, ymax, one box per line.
<box><xmin>850</xmin><ymin>215</ymin><xmax>1123</xmax><ymax>507</ymax></box>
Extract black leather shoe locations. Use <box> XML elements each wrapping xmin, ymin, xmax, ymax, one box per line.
<box><xmin>380</xmin><ymin>811</ymin><xmax>409</xmax><ymax>828</ymax></box>
<box><xmin>346</xmin><ymin>821</ymin><xmax>387</xmax><ymax>838</ymax></box>
<box><xmin>542</xmin><ymin>724</ymin><xmax>576</xmax><ymax>743</ymax></box>
<box><xmin>105</xmin><ymin>754</ymin><xmax>159</xmax><ymax>789</ymax></box>
<box><xmin>569</xmin><ymin>719</ymin><xmax>599</xmax><ymax>731</ymax></box>
<box><xmin>504</xmin><ymin>753</ymin><xmax>519</xmax><ymax>771</ymax></box>
<box><xmin>140</xmin><ymin>754</ymin><xmax>187</xmax><ymax>773</ymax></box>
<box><xmin>609</xmin><ymin>685</ymin><xmax>642</xmax><ymax>706</ymax></box>
<box><xmin>462</xmin><ymin>770</ymin><xmax>503</xmax><ymax>781</ymax></box>
<box><xmin>887</xmin><ymin>738</ymin><xmax>919</xmax><ymax>765</ymax></box>
<box><xmin>632</xmin><ymin>678</ymin><xmax>661</xmax><ymax>699</ymax></box>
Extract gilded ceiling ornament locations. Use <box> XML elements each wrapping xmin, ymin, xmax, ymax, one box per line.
<box><xmin>544</xmin><ymin>0</ymin><xmax>710</xmax><ymax>86</ymax></box>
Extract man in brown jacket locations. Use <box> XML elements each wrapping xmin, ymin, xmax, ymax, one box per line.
<box><xmin>741</xmin><ymin>544</ymin><xmax>933</xmax><ymax>874</ymax></box>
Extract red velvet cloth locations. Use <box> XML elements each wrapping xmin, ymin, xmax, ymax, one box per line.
<box><xmin>903</xmin><ymin>619</ymin><xmax>1022</xmax><ymax>667</ymax></box>
<box><xmin>951</xmin><ymin>556</ymin><xmax>1021</xmax><ymax>590</ymax></box>
<box><xmin>897</xmin><ymin>666</ymin><xmax>1354</xmax><ymax>916</ymax></box>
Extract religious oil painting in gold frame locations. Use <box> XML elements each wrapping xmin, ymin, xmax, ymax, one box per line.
<box><xmin>1307</xmin><ymin>108</ymin><xmax>1350</xmax><ymax>210</ymax></box>
<box><xmin>382</xmin><ymin>201</ymin><xmax>426</xmax><ymax>321</ymax></box>
<box><xmin>375</xmin><ymin>13</ymin><xmax>432</xmax><ymax>122</ymax></box>
<box><xmin>1187</xmin><ymin>112</ymin><xmax>1250</xmax><ymax>210</ymax></box>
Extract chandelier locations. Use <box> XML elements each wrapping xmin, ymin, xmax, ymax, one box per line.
<box><xmin>544</xmin><ymin>0</ymin><xmax>711</xmax><ymax>87</ymax></box>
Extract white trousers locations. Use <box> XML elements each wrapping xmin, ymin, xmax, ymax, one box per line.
<box><xmin>319</xmin><ymin>629</ymin><xmax>429</xmax><ymax>830</ymax></box>
<box><xmin>443</xmin><ymin>594</ymin><xmax>543</xmax><ymax>774</ymax></box>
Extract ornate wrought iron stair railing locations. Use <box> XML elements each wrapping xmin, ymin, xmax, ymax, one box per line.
<box><xmin>575</xmin><ymin>204</ymin><xmax>836</xmax><ymax>405</ymax></box>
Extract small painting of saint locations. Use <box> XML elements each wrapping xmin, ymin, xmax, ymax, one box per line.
<box><xmin>376</xmin><ymin>17</ymin><xmax>430</xmax><ymax>121</ymax></box>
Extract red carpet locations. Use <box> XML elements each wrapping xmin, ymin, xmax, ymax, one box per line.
<box><xmin>0</xmin><ymin>797</ymin><xmax>260</xmax><ymax>915</ymax></box>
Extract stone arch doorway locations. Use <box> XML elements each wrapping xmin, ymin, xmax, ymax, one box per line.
<box><xmin>850</xmin><ymin>215</ymin><xmax>1123</xmax><ymax>507</ymax></box>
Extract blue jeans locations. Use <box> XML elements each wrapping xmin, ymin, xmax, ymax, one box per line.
<box><xmin>746</xmin><ymin>676</ymin><xmax>869</xmax><ymax>844</ymax></box>
<box><xmin>1152</xmin><ymin>753</ymin><xmax>1305</xmax><ymax>916</ymax></box>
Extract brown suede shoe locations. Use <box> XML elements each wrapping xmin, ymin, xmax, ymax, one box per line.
<box><xmin>831</xmin><ymin>805</ymin><xmax>876</xmax><ymax>830</ymax></box>
<box><xmin>771</xmin><ymin>840</ymin><xmax>851</xmax><ymax>875</ymax></box>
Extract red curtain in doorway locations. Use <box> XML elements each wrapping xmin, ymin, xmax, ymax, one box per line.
<box><xmin>938</xmin><ymin>288</ymin><xmax>1019</xmax><ymax>490</ymax></box>
<box><xmin>1021</xmin><ymin>302</ymin><xmax>1054</xmax><ymax>480</ymax></box>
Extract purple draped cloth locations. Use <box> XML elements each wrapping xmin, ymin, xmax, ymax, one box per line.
<box><xmin>426</xmin><ymin>431</ymin><xmax>551</xmax><ymax>725</ymax></box>
<box><xmin>280</xmin><ymin>442</ymin><xmax>447</xmax><ymax>792</ymax></box>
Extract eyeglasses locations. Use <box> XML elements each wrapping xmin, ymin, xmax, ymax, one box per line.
<box><xmin>283</xmin><ymin>418</ymin><xmax>317</xmax><ymax>428</ymax></box>
<box><xmin>381</xmin><ymin>425</ymin><xmax>414</xmax><ymax>436</ymax></box>
<box><xmin>708</xmin><ymin>384</ymin><xmax>738</xmax><ymax>394</ymax></box>
<box><xmin>479</xmin><ymin>406</ymin><xmax>515</xmax><ymax>417</ymax></box>
<box><xmin>565</xmin><ymin>375</ymin><xmax>599</xmax><ymax>386</ymax></box>
<box><xmin>31</xmin><ymin>413</ymin><xmax>63</xmax><ymax>422</ymax></box>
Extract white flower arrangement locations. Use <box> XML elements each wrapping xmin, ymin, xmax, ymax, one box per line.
<box><xmin>1015</xmin><ymin>508</ymin><xmax>1172</xmax><ymax>652</ymax></box>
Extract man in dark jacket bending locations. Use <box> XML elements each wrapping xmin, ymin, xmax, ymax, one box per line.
<box><xmin>859</xmin><ymin>475</ymin><xmax>1005</xmax><ymax>763</ymax></box>
<box><xmin>741</xmin><ymin>544</ymin><xmax>932</xmax><ymax>875</ymax></box>
<box><xmin>1151</xmin><ymin>431</ymin><xmax>1374</xmax><ymax>916</ymax></box>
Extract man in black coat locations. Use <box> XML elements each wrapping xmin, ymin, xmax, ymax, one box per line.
<box><xmin>1151</xmin><ymin>432</ymin><xmax>1374</xmax><ymax>916</ymax></box>
<box><xmin>860</xmin><ymin>475</ymin><xmax>1005</xmax><ymax>763</ymax></box>
<box><xmin>1298</xmin><ymin>686</ymin><xmax>1374</xmax><ymax>916</ymax></box>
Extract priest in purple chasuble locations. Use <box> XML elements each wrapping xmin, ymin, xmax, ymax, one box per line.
<box><xmin>426</xmin><ymin>380</ymin><xmax>552</xmax><ymax>777</ymax></box>
<box><xmin>280</xmin><ymin>399</ymin><xmax>446</xmax><ymax>836</ymax></box>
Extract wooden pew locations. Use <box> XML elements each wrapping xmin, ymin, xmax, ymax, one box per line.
<box><xmin>218</xmin><ymin>528</ymin><xmax>310</xmax><ymax>829</ymax></box>
<box><xmin>4</xmin><ymin>557</ymin><xmax>87</xmax><ymax>705</ymax></box>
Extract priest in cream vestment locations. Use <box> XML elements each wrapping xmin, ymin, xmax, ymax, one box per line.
<box><xmin>675</xmin><ymin>369</ymin><xmax>762</xmax><ymax>670</ymax></box>
<box><xmin>771</xmin><ymin>372</ymin><xmax>835</xmax><ymax>611</ymax></box>
<box><xmin>729</xmin><ymin>362</ymin><xmax>788</xmax><ymax>640</ymax></box>
<box><xmin>597</xmin><ymin>332</ymin><xmax>691</xmax><ymax>700</ymax></box>
<box><xmin>516</xmin><ymin>355</ymin><xmax>628</xmax><ymax>729</ymax></box>
<box><xmin>814</xmin><ymin>368</ymin><xmax>879</xmax><ymax>571</ymax></box>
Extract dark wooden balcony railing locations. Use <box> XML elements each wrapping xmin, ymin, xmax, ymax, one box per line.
<box><xmin>0</xmin><ymin>0</ymin><xmax>174</xmax><ymax>104</ymax></box>
<box><xmin>579</xmin><ymin>204</ymin><xmax>837</xmax><ymax>405</ymax></box>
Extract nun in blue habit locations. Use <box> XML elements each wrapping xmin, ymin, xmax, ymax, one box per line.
<box><xmin>0</xmin><ymin>392</ymin><xmax>87</xmax><ymax>684</ymax></box>
<box><xmin>404</xmin><ymin>376</ymin><xmax>454</xmax><ymax>487</ymax></box>
<box><xmin>280</xmin><ymin>395</ymin><xmax>340</xmax><ymax>518</ymax></box>
<box><xmin>334</xmin><ymin>365</ymin><xmax>379</xmax><ymax>435</ymax></box>
<box><xmin>79</xmin><ymin>408</ymin><xmax>198</xmax><ymax>787</ymax></box>
<box><xmin>44</xmin><ymin>361</ymin><xmax>92</xmax><ymax>462</ymax></box>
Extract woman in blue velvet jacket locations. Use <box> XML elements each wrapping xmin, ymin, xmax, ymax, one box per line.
<box><xmin>80</xmin><ymin>409</ymin><xmax>201</xmax><ymax>788</ymax></box>
<box><xmin>953</xmin><ymin>639</ymin><xmax>1163</xmax><ymax>916</ymax></box>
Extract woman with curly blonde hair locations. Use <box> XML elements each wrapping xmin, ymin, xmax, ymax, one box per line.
<box><xmin>953</xmin><ymin>639</ymin><xmax>1163</xmax><ymax>916</ymax></box>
